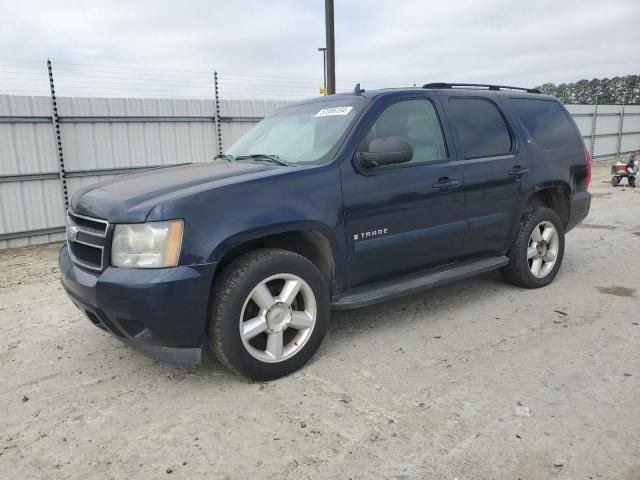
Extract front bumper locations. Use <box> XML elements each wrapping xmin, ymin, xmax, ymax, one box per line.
<box><xmin>59</xmin><ymin>244</ymin><xmax>216</xmax><ymax>366</ymax></box>
<box><xmin>566</xmin><ymin>191</ymin><xmax>591</xmax><ymax>232</ymax></box>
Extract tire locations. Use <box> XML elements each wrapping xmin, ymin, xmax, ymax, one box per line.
<box><xmin>208</xmin><ymin>248</ymin><xmax>330</xmax><ymax>381</ymax></box>
<box><xmin>611</xmin><ymin>176</ymin><xmax>620</xmax><ymax>187</ymax></box>
<box><xmin>630</xmin><ymin>177</ymin><xmax>636</xmax><ymax>188</ymax></box>
<box><xmin>500</xmin><ymin>207</ymin><xmax>565</xmax><ymax>289</ymax></box>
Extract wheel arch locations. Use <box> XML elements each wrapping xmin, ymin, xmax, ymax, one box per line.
<box><xmin>523</xmin><ymin>183</ymin><xmax>571</xmax><ymax>227</ymax></box>
<box><xmin>211</xmin><ymin>222</ymin><xmax>338</xmax><ymax>293</ymax></box>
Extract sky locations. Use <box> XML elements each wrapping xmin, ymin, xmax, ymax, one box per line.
<box><xmin>0</xmin><ymin>0</ymin><xmax>639</xmax><ymax>99</ymax></box>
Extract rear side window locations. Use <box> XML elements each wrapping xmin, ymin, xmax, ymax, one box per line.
<box><xmin>449</xmin><ymin>97</ymin><xmax>513</xmax><ymax>159</ymax></box>
<box><xmin>511</xmin><ymin>99</ymin><xmax>582</xmax><ymax>149</ymax></box>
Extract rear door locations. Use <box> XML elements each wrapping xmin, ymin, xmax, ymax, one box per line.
<box><xmin>442</xmin><ymin>94</ymin><xmax>531</xmax><ymax>256</ymax></box>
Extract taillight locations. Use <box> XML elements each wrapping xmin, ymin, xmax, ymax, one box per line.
<box><xmin>583</xmin><ymin>147</ymin><xmax>591</xmax><ymax>191</ymax></box>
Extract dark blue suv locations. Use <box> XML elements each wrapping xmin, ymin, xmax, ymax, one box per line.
<box><xmin>59</xmin><ymin>83</ymin><xmax>591</xmax><ymax>380</ymax></box>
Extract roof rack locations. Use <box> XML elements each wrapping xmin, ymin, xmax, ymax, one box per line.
<box><xmin>422</xmin><ymin>82</ymin><xmax>541</xmax><ymax>94</ymax></box>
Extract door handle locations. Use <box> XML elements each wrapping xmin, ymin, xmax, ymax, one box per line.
<box><xmin>432</xmin><ymin>177</ymin><xmax>460</xmax><ymax>192</ymax></box>
<box><xmin>508</xmin><ymin>166</ymin><xmax>530</xmax><ymax>178</ymax></box>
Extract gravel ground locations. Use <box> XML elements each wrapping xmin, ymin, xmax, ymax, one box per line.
<box><xmin>1</xmin><ymin>160</ymin><xmax>639</xmax><ymax>480</ymax></box>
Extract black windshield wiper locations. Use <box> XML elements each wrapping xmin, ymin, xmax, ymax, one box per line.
<box><xmin>214</xmin><ymin>154</ymin><xmax>235</xmax><ymax>162</ymax></box>
<box><xmin>235</xmin><ymin>154</ymin><xmax>291</xmax><ymax>167</ymax></box>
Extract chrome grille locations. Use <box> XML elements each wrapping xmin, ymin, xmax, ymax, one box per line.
<box><xmin>68</xmin><ymin>212</ymin><xmax>107</xmax><ymax>235</ymax></box>
<box><xmin>66</xmin><ymin>211</ymin><xmax>109</xmax><ymax>271</ymax></box>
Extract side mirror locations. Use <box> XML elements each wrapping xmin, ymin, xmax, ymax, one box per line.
<box><xmin>356</xmin><ymin>136</ymin><xmax>413</xmax><ymax>168</ymax></box>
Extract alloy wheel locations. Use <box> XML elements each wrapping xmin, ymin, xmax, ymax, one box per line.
<box><xmin>239</xmin><ymin>273</ymin><xmax>317</xmax><ymax>363</ymax></box>
<box><xmin>527</xmin><ymin>221</ymin><xmax>559</xmax><ymax>278</ymax></box>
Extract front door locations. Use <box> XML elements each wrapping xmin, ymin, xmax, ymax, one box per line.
<box><xmin>341</xmin><ymin>96</ymin><xmax>466</xmax><ymax>288</ymax></box>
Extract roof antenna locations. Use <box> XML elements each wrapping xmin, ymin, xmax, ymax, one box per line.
<box><xmin>353</xmin><ymin>83</ymin><xmax>365</xmax><ymax>95</ymax></box>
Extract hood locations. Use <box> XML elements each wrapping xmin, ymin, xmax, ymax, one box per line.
<box><xmin>70</xmin><ymin>161</ymin><xmax>286</xmax><ymax>222</ymax></box>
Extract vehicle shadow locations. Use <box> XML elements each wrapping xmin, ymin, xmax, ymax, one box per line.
<box><xmin>115</xmin><ymin>271</ymin><xmax>515</xmax><ymax>384</ymax></box>
<box><xmin>324</xmin><ymin>270</ymin><xmax>512</xmax><ymax>348</ymax></box>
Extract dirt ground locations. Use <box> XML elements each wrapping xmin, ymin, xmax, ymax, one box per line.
<box><xmin>1</xmin><ymin>160</ymin><xmax>639</xmax><ymax>480</ymax></box>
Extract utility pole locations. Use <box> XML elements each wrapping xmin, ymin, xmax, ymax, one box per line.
<box><xmin>324</xmin><ymin>0</ymin><xmax>336</xmax><ymax>94</ymax></box>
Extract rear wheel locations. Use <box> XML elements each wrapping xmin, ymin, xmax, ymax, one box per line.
<box><xmin>208</xmin><ymin>248</ymin><xmax>330</xmax><ymax>381</ymax></box>
<box><xmin>500</xmin><ymin>207</ymin><xmax>565</xmax><ymax>288</ymax></box>
<box><xmin>629</xmin><ymin>176</ymin><xmax>636</xmax><ymax>188</ymax></box>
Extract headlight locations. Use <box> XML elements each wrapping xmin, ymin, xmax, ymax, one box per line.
<box><xmin>111</xmin><ymin>220</ymin><xmax>183</xmax><ymax>268</ymax></box>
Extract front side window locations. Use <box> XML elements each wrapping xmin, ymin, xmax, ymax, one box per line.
<box><xmin>449</xmin><ymin>97</ymin><xmax>513</xmax><ymax>159</ymax></box>
<box><xmin>226</xmin><ymin>99</ymin><xmax>365</xmax><ymax>165</ymax></box>
<box><xmin>360</xmin><ymin>99</ymin><xmax>447</xmax><ymax>164</ymax></box>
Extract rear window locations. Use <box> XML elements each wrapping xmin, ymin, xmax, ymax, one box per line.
<box><xmin>511</xmin><ymin>98</ymin><xmax>582</xmax><ymax>149</ymax></box>
<box><xmin>448</xmin><ymin>97</ymin><xmax>513</xmax><ymax>159</ymax></box>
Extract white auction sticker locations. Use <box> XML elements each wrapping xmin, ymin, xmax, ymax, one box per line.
<box><xmin>315</xmin><ymin>106</ymin><xmax>354</xmax><ymax>117</ymax></box>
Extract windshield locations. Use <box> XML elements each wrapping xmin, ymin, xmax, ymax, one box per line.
<box><xmin>225</xmin><ymin>98</ymin><xmax>366</xmax><ymax>165</ymax></box>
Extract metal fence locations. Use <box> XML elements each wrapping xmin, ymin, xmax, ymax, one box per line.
<box><xmin>1</xmin><ymin>93</ymin><xmax>639</xmax><ymax>249</ymax></box>
<box><xmin>0</xmin><ymin>94</ymin><xmax>289</xmax><ymax>248</ymax></box>
<box><xmin>564</xmin><ymin>104</ymin><xmax>640</xmax><ymax>159</ymax></box>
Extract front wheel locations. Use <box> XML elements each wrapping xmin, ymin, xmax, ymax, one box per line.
<box><xmin>500</xmin><ymin>207</ymin><xmax>565</xmax><ymax>288</ymax></box>
<box><xmin>208</xmin><ymin>248</ymin><xmax>330</xmax><ymax>381</ymax></box>
<box><xmin>612</xmin><ymin>176</ymin><xmax>620</xmax><ymax>187</ymax></box>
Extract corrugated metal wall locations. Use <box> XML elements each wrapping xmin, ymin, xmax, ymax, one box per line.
<box><xmin>0</xmin><ymin>95</ymin><xmax>289</xmax><ymax>248</ymax></box>
<box><xmin>565</xmin><ymin>104</ymin><xmax>640</xmax><ymax>158</ymax></box>
<box><xmin>1</xmin><ymin>94</ymin><xmax>639</xmax><ymax>248</ymax></box>
<box><xmin>0</xmin><ymin>95</ymin><xmax>65</xmax><ymax>247</ymax></box>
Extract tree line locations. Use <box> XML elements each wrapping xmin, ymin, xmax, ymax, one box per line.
<box><xmin>535</xmin><ymin>75</ymin><xmax>639</xmax><ymax>104</ymax></box>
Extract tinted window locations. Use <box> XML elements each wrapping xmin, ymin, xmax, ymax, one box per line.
<box><xmin>511</xmin><ymin>99</ymin><xmax>582</xmax><ymax>149</ymax></box>
<box><xmin>362</xmin><ymin>99</ymin><xmax>447</xmax><ymax>164</ymax></box>
<box><xmin>449</xmin><ymin>98</ymin><xmax>512</xmax><ymax>158</ymax></box>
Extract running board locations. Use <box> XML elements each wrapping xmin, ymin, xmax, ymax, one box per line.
<box><xmin>331</xmin><ymin>256</ymin><xmax>508</xmax><ymax>310</ymax></box>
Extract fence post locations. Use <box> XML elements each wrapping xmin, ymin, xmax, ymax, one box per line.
<box><xmin>616</xmin><ymin>104</ymin><xmax>625</xmax><ymax>157</ymax></box>
<box><xmin>589</xmin><ymin>94</ymin><xmax>598</xmax><ymax>159</ymax></box>
<box><xmin>47</xmin><ymin>59</ymin><xmax>69</xmax><ymax>210</ymax></box>
<box><xmin>213</xmin><ymin>71</ymin><xmax>223</xmax><ymax>156</ymax></box>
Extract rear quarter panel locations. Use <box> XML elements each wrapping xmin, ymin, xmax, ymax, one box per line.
<box><xmin>503</xmin><ymin>96</ymin><xmax>588</xmax><ymax>224</ymax></box>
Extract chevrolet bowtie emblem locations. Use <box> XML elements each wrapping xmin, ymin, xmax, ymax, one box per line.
<box><xmin>67</xmin><ymin>225</ymin><xmax>79</xmax><ymax>242</ymax></box>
